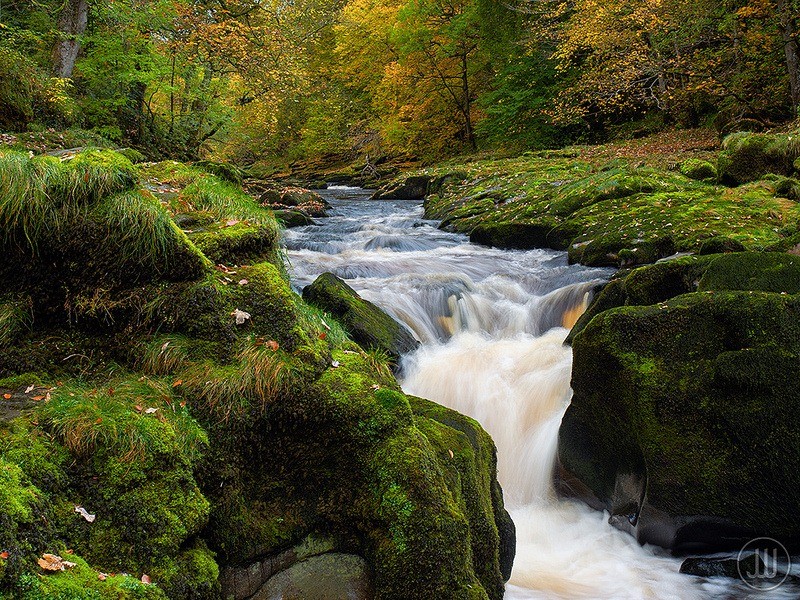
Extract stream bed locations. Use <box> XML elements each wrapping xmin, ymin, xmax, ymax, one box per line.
<box><xmin>285</xmin><ymin>186</ymin><xmax>797</xmax><ymax>600</ymax></box>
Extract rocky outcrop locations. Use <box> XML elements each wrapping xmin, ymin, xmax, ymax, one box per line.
<box><xmin>0</xmin><ymin>150</ymin><xmax>511</xmax><ymax>600</ymax></box>
<box><xmin>302</xmin><ymin>272</ymin><xmax>419</xmax><ymax>362</ymax></box>
<box><xmin>372</xmin><ymin>176</ymin><xmax>431</xmax><ymax>200</ymax></box>
<box><xmin>561</xmin><ymin>252</ymin><xmax>800</xmax><ymax>552</ymax></box>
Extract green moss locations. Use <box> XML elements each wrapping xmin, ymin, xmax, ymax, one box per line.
<box><xmin>191</xmin><ymin>223</ymin><xmax>279</xmax><ymax>266</ymax></box>
<box><xmin>194</xmin><ymin>161</ymin><xmax>244</xmax><ymax>186</ymax></box>
<box><xmin>697</xmin><ymin>252</ymin><xmax>800</xmax><ymax>293</ymax></box>
<box><xmin>117</xmin><ymin>148</ymin><xmax>147</xmax><ymax>165</ymax></box>
<box><xmin>14</xmin><ymin>555</ymin><xmax>166</xmax><ymax>600</ymax></box>
<box><xmin>717</xmin><ymin>132</ymin><xmax>800</xmax><ymax>186</ymax></box>
<box><xmin>680</xmin><ymin>159</ymin><xmax>717</xmax><ymax>181</ymax></box>
<box><xmin>302</xmin><ymin>273</ymin><xmax>418</xmax><ymax>362</ymax></box>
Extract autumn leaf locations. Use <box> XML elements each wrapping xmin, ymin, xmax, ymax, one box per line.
<box><xmin>98</xmin><ymin>573</ymin><xmax>108</xmax><ymax>581</ymax></box>
<box><xmin>172</xmin><ymin>379</ymin><xmax>183</xmax><ymax>388</ymax></box>
<box><xmin>38</xmin><ymin>554</ymin><xmax>76</xmax><ymax>572</ymax></box>
<box><xmin>0</xmin><ymin>551</ymin><xmax>9</xmax><ymax>559</ymax></box>
<box><xmin>318</xmin><ymin>332</ymin><xmax>327</xmax><ymax>340</ymax></box>
<box><xmin>266</xmin><ymin>340</ymin><xmax>279</xmax><ymax>351</ymax></box>
<box><xmin>135</xmin><ymin>405</ymin><xmax>144</xmax><ymax>413</ymax></box>
<box><xmin>2</xmin><ymin>393</ymin><xmax>11</xmax><ymax>399</ymax></box>
<box><xmin>25</xmin><ymin>385</ymin><xmax>35</xmax><ymax>394</ymax></box>
<box><xmin>141</xmin><ymin>574</ymin><xmax>151</xmax><ymax>584</ymax></box>
<box><xmin>145</xmin><ymin>407</ymin><xmax>158</xmax><ymax>414</ymax></box>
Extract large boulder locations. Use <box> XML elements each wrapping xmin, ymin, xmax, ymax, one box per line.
<box><xmin>372</xmin><ymin>176</ymin><xmax>431</xmax><ymax>200</ymax></box>
<box><xmin>717</xmin><ymin>132</ymin><xmax>800</xmax><ymax>186</ymax></box>
<box><xmin>302</xmin><ymin>272</ymin><xmax>419</xmax><ymax>362</ymax></box>
<box><xmin>561</xmin><ymin>252</ymin><xmax>800</xmax><ymax>552</ymax></box>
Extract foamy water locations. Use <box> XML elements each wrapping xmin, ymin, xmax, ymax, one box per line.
<box><xmin>286</xmin><ymin>188</ymin><xmax>793</xmax><ymax>600</ymax></box>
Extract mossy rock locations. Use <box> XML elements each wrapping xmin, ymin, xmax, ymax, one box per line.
<box><xmin>195</xmin><ymin>160</ymin><xmax>245</xmax><ymax>186</ymax></box>
<box><xmin>561</xmin><ymin>253</ymin><xmax>800</xmax><ymax>551</ymax></box>
<box><xmin>717</xmin><ymin>132</ymin><xmax>800</xmax><ymax>186</ymax></box>
<box><xmin>698</xmin><ymin>236</ymin><xmax>746</xmax><ymax>255</ymax></box>
<box><xmin>117</xmin><ymin>147</ymin><xmax>147</xmax><ymax>164</ymax></box>
<box><xmin>192</xmin><ymin>223</ymin><xmax>280</xmax><ymax>266</ymax></box>
<box><xmin>302</xmin><ymin>273</ymin><xmax>419</xmax><ymax>362</ymax></box>
<box><xmin>273</xmin><ymin>209</ymin><xmax>316</xmax><ymax>228</ymax></box>
<box><xmin>773</xmin><ymin>176</ymin><xmax>800</xmax><ymax>201</ymax></box>
<box><xmin>679</xmin><ymin>158</ymin><xmax>716</xmax><ymax>181</ymax></box>
<box><xmin>372</xmin><ymin>176</ymin><xmax>431</xmax><ymax>200</ymax></box>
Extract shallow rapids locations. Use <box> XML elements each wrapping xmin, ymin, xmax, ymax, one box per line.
<box><xmin>285</xmin><ymin>187</ymin><xmax>789</xmax><ymax>600</ymax></box>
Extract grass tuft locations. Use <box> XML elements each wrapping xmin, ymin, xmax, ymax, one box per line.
<box><xmin>38</xmin><ymin>377</ymin><xmax>208</xmax><ymax>462</ymax></box>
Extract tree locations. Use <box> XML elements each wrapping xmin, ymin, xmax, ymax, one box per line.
<box><xmin>52</xmin><ymin>0</ymin><xmax>88</xmax><ymax>78</ymax></box>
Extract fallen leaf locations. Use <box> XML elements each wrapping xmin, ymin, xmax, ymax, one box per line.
<box><xmin>75</xmin><ymin>506</ymin><xmax>96</xmax><ymax>523</ymax></box>
<box><xmin>2</xmin><ymin>393</ymin><xmax>11</xmax><ymax>399</ymax></box>
<box><xmin>231</xmin><ymin>309</ymin><xmax>251</xmax><ymax>325</ymax></box>
<box><xmin>25</xmin><ymin>385</ymin><xmax>35</xmax><ymax>394</ymax></box>
<box><xmin>266</xmin><ymin>340</ymin><xmax>279</xmax><ymax>351</ymax></box>
<box><xmin>238</xmin><ymin>279</ymin><xmax>249</xmax><ymax>286</ymax></box>
<box><xmin>0</xmin><ymin>551</ymin><xmax>9</xmax><ymax>559</ymax></box>
<box><xmin>172</xmin><ymin>379</ymin><xmax>183</xmax><ymax>388</ymax></box>
<box><xmin>56</xmin><ymin>381</ymin><xmax>63</xmax><ymax>387</ymax></box>
<box><xmin>65</xmin><ymin>549</ymin><xmax>74</xmax><ymax>555</ymax></box>
<box><xmin>95</xmin><ymin>418</ymin><xmax>103</xmax><ymax>424</ymax></box>
<box><xmin>225</xmin><ymin>219</ymin><xmax>240</xmax><ymax>227</ymax></box>
<box><xmin>38</xmin><ymin>554</ymin><xmax>76</xmax><ymax>572</ymax></box>
<box><xmin>331</xmin><ymin>360</ymin><xmax>340</xmax><ymax>368</ymax></box>
<box><xmin>141</xmin><ymin>574</ymin><xmax>151</xmax><ymax>585</ymax></box>
<box><xmin>145</xmin><ymin>408</ymin><xmax>158</xmax><ymax>414</ymax></box>
<box><xmin>32</xmin><ymin>395</ymin><xmax>45</xmax><ymax>401</ymax></box>
<box><xmin>135</xmin><ymin>405</ymin><xmax>144</xmax><ymax>413</ymax></box>
<box><xmin>318</xmin><ymin>332</ymin><xmax>327</xmax><ymax>340</ymax></box>
<box><xmin>98</xmin><ymin>573</ymin><xmax>107</xmax><ymax>581</ymax></box>
<box><xmin>448</xmin><ymin>449</ymin><xmax>454</xmax><ymax>459</ymax></box>
<box><xmin>179</xmin><ymin>400</ymin><xmax>187</xmax><ymax>408</ymax></box>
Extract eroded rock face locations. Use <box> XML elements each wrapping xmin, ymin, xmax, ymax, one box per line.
<box><xmin>252</xmin><ymin>554</ymin><xmax>372</xmax><ymax>600</ymax></box>
<box><xmin>561</xmin><ymin>252</ymin><xmax>800</xmax><ymax>552</ymax></box>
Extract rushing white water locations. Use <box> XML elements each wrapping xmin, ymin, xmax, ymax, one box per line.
<box><xmin>286</xmin><ymin>187</ymin><xmax>793</xmax><ymax>600</ymax></box>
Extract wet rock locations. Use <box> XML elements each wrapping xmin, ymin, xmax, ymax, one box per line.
<box><xmin>679</xmin><ymin>555</ymin><xmax>761</xmax><ymax>579</ymax></box>
<box><xmin>372</xmin><ymin>176</ymin><xmax>431</xmax><ymax>200</ymax></box>
<box><xmin>272</xmin><ymin>209</ymin><xmax>316</xmax><ymax>228</ymax></box>
<box><xmin>252</xmin><ymin>554</ymin><xmax>373</xmax><ymax>600</ymax></box>
<box><xmin>560</xmin><ymin>252</ymin><xmax>800</xmax><ymax>552</ymax></box>
<box><xmin>302</xmin><ymin>272</ymin><xmax>419</xmax><ymax>362</ymax></box>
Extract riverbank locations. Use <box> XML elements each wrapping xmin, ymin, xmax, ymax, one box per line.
<box><xmin>372</xmin><ymin>129</ymin><xmax>800</xmax><ymax>267</ymax></box>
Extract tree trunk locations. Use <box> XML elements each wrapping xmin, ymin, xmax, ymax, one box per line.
<box><xmin>52</xmin><ymin>0</ymin><xmax>89</xmax><ymax>78</ymax></box>
<box><xmin>778</xmin><ymin>0</ymin><xmax>800</xmax><ymax>114</ymax></box>
<box><xmin>461</xmin><ymin>52</ymin><xmax>476</xmax><ymax>150</ymax></box>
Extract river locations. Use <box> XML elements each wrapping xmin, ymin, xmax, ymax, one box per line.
<box><xmin>284</xmin><ymin>186</ymin><xmax>795</xmax><ymax>600</ymax></box>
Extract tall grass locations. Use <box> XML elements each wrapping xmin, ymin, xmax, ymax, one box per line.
<box><xmin>181</xmin><ymin>175</ymin><xmax>278</xmax><ymax>229</ymax></box>
<box><xmin>38</xmin><ymin>377</ymin><xmax>208</xmax><ymax>462</ymax></box>
<box><xmin>0</xmin><ymin>149</ymin><xmax>137</xmax><ymax>250</ymax></box>
<box><xmin>0</xmin><ymin>299</ymin><xmax>32</xmax><ymax>347</ymax></box>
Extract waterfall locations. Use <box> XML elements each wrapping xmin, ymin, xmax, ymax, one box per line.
<box><xmin>287</xmin><ymin>188</ymin><xmax>751</xmax><ymax>600</ymax></box>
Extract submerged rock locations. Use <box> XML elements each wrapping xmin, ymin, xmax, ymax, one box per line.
<box><xmin>561</xmin><ymin>252</ymin><xmax>800</xmax><ymax>552</ymax></box>
<box><xmin>302</xmin><ymin>272</ymin><xmax>419</xmax><ymax>362</ymax></box>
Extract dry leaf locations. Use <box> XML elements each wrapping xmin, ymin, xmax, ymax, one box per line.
<box><xmin>38</xmin><ymin>554</ymin><xmax>76</xmax><ymax>572</ymax></box>
<box><xmin>98</xmin><ymin>573</ymin><xmax>108</xmax><ymax>581</ymax></box>
<box><xmin>266</xmin><ymin>340</ymin><xmax>279</xmax><ymax>351</ymax></box>
<box><xmin>145</xmin><ymin>408</ymin><xmax>158</xmax><ymax>414</ymax></box>
<box><xmin>25</xmin><ymin>385</ymin><xmax>35</xmax><ymax>394</ymax></box>
<box><xmin>141</xmin><ymin>574</ymin><xmax>151</xmax><ymax>585</ymax></box>
<box><xmin>2</xmin><ymin>393</ymin><xmax>11</xmax><ymax>400</ymax></box>
<box><xmin>172</xmin><ymin>379</ymin><xmax>183</xmax><ymax>388</ymax></box>
<box><xmin>318</xmin><ymin>332</ymin><xmax>327</xmax><ymax>340</ymax></box>
<box><xmin>179</xmin><ymin>400</ymin><xmax>187</xmax><ymax>408</ymax></box>
<box><xmin>134</xmin><ymin>405</ymin><xmax>144</xmax><ymax>413</ymax></box>
<box><xmin>32</xmin><ymin>395</ymin><xmax>45</xmax><ymax>401</ymax></box>
<box><xmin>0</xmin><ymin>551</ymin><xmax>9</xmax><ymax>559</ymax></box>
<box><xmin>331</xmin><ymin>360</ymin><xmax>340</xmax><ymax>368</ymax></box>
<box><xmin>238</xmin><ymin>279</ymin><xmax>249</xmax><ymax>286</ymax></box>
<box><xmin>448</xmin><ymin>449</ymin><xmax>454</xmax><ymax>459</ymax></box>
<box><xmin>231</xmin><ymin>309</ymin><xmax>251</xmax><ymax>325</ymax></box>
<box><xmin>75</xmin><ymin>506</ymin><xmax>96</xmax><ymax>523</ymax></box>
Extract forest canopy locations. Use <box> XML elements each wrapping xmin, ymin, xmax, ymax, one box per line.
<box><xmin>2</xmin><ymin>0</ymin><xmax>799</xmax><ymax>163</ymax></box>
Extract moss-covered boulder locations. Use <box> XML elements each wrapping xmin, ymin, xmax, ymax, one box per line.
<box><xmin>0</xmin><ymin>149</ymin><xmax>512</xmax><ymax>600</ymax></box>
<box><xmin>679</xmin><ymin>158</ymin><xmax>716</xmax><ymax>181</ymax></box>
<box><xmin>561</xmin><ymin>252</ymin><xmax>800</xmax><ymax>552</ymax></box>
<box><xmin>717</xmin><ymin>132</ymin><xmax>800</xmax><ymax>186</ymax></box>
<box><xmin>302</xmin><ymin>273</ymin><xmax>419</xmax><ymax>363</ymax></box>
